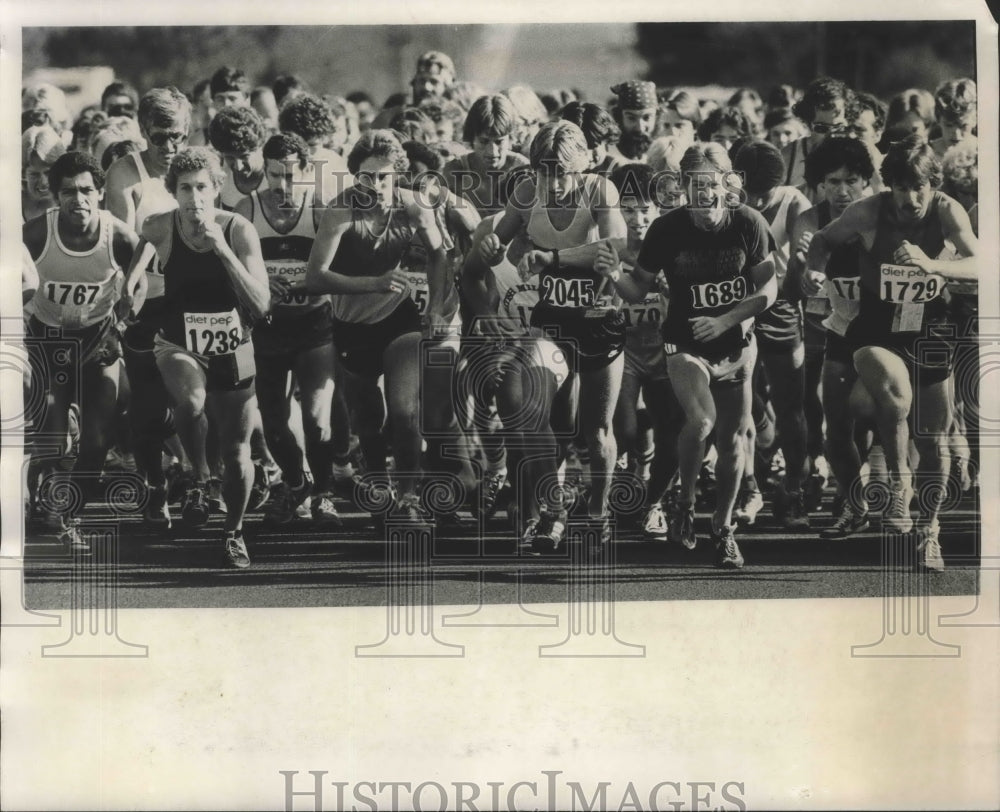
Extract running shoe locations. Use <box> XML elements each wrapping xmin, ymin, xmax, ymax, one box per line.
<box><xmin>248</xmin><ymin>461</ymin><xmax>270</xmax><ymax>511</ymax></box>
<box><xmin>144</xmin><ymin>485</ymin><xmax>172</xmax><ymax>529</ymax></box>
<box><xmin>669</xmin><ymin>502</ymin><xmax>697</xmax><ymax>550</ymax></box>
<box><xmin>165</xmin><ymin>461</ymin><xmax>189</xmax><ymax>505</ymax></box>
<box><xmin>181</xmin><ymin>484</ymin><xmax>210</xmax><ymax>527</ymax></box>
<box><xmin>223</xmin><ymin>530</ymin><xmax>251</xmax><ymax>569</ymax></box>
<box><xmin>883</xmin><ymin>476</ymin><xmax>914</xmax><ymax>533</ymax></box>
<box><xmin>310</xmin><ymin>493</ymin><xmax>342</xmax><ymax>526</ymax></box>
<box><xmin>589</xmin><ymin>513</ymin><xmax>613</xmax><ymax>555</ymax></box>
<box><xmin>207</xmin><ymin>477</ymin><xmax>227</xmax><ymax>513</ymax></box>
<box><xmin>391</xmin><ymin>493</ymin><xmax>425</xmax><ymax>524</ymax></box>
<box><xmin>712</xmin><ymin>522</ymin><xmax>744</xmax><ymax>569</ymax></box>
<box><xmin>803</xmin><ymin>471</ymin><xmax>826</xmax><ymax>513</ymax></box>
<box><xmin>949</xmin><ymin>455</ymin><xmax>972</xmax><ymax>495</ymax></box>
<box><xmin>642</xmin><ymin>503</ymin><xmax>669</xmax><ymax>539</ymax></box>
<box><xmin>733</xmin><ymin>488</ymin><xmax>765</xmax><ymax>526</ymax></box>
<box><xmin>532</xmin><ymin>510</ymin><xmax>567</xmax><ymax>555</ymax></box>
<box><xmin>58</xmin><ymin>518</ymin><xmax>89</xmax><ymax>553</ymax></box>
<box><xmin>264</xmin><ymin>474</ymin><xmax>313</xmax><ymax>525</ymax></box>
<box><xmin>820</xmin><ymin>501</ymin><xmax>870</xmax><ymax>540</ymax></box>
<box><xmin>781</xmin><ymin>490</ymin><xmax>811</xmax><ymax>530</ymax></box>
<box><xmin>472</xmin><ymin>469</ymin><xmax>507</xmax><ymax>520</ymax></box>
<box><xmin>915</xmin><ymin>522</ymin><xmax>944</xmax><ymax>572</ymax></box>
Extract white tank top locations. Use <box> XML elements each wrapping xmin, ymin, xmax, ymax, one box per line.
<box><xmin>761</xmin><ymin>185</ymin><xmax>809</xmax><ymax>281</ymax></box>
<box><xmin>132</xmin><ymin>151</ymin><xmax>177</xmax><ymax>300</ymax></box>
<box><xmin>246</xmin><ymin>189</ymin><xmax>328</xmax><ymax>316</ymax></box>
<box><xmin>526</xmin><ymin>174</ymin><xmax>601</xmax><ymax>250</ymax></box>
<box><xmin>31</xmin><ymin>209</ymin><xmax>123</xmax><ymax>329</ymax></box>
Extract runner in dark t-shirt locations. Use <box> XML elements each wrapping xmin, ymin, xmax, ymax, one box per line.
<box><xmin>597</xmin><ymin>142</ymin><xmax>777</xmax><ymax>569</ymax></box>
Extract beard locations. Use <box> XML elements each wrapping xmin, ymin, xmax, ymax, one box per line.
<box><xmin>617</xmin><ymin>132</ymin><xmax>653</xmax><ymax>160</ymax></box>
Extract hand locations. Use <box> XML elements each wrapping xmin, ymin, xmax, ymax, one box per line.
<box><xmin>194</xmin><ymin>214</ymin><xmax>229</xmax><ymax>254</ymax></box>
<box><xmin>516</xmin><ymin>249</ymin><xmax>553</xmax><ymax>281</ymax></box>
<box><xmin>479</xmin><ymin>233</ymin><xmax>507</xmax><ymax>267</ymax></box>
<box><xmin>796</xmin><ymin>230</ymin><xmax>814</xmax><ymax>258</ymax></box>
<box><xmin>689</xmin><ymin>315</ymin><xmax>731</xmax><ymax>342</ymax></box>
<box><xmin>114</xmin><ymin>293</ymin><xmax>133</xmax><ymax>323</ymax></box>
<box><xmin>894</xmin><ymin>240</ymin><xmax>933</xmax><ymax>272</ymax></box>
<box><xmin>268</xmin><ymin>276</ymin><xmax>290</xmax><ymax>301</ymax></box>
<box><xmin>594</xmin><ymin>241</ymin><xmax>622</xmax><ymax>281</ymax></box>
<box><xmin>800</xmin><ymin>269</ymin><xmax>825</xmax><ymax>297</ymax></box>
<box><xmin>375</xmin><ymin>269</ymin><xmax>411</xmax><ymax>294</ymax></box>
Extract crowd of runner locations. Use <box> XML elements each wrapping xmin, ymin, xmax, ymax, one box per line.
<box><xmin>19</xmin><ymin>50</ymin><xmax>979</xmax><ymax>571</ymax></box>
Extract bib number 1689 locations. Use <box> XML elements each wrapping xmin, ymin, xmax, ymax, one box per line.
<box><xmin>690</xmin><ymin>277</ymin><xmax>747</xmax><ymax>309</ymax></box>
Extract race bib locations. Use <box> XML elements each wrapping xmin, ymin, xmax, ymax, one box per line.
<box><xmin>44</xmin><ymin>281</ymin><xmax>101</xmax><ymax>308</ymax></box>
<box><xmin>690</xmin><ymin>277</ymin><xmax>747</xmax><ymax>310</ymax></box>
<box><xmin>879</xmin><ymin>264</ymin><xmax>945</xmax><ymax>304</ymax></box>
<box><xmin>184</xmin><ymin>310</ymin><xmax>243</xmax><ymax>356</ymax></box>
<box><xmin>623</xmin><ymin>294</ymin><xmax>664</xmax><ymax>344</ymax></box>
<box><xmin>403</xmin><ymin>271</ymin><xmax>430</xmax><ymax>315</ymax></box>
<box><xmin>267</xmin><ymin>262</ymin><xmax>312</xmax><ymax>308</ymax></box>
<box><xmin>826</xmin><ymin>276</ymin><xmax>861</xmax><ymax>302</ymax></box>
<box><xmin>539</xmin><ymin>275</ymin><xmax>597</xmax><ymax>308</ymax></box>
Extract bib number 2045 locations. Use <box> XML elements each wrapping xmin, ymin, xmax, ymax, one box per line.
<box><xmin>690</xmin><ymin>277</ymin><xmax>747</xmax><ymax>309</ymax></box>
<box><xmin>540</xmin><ymin>276</ymin><xmax>595</xmax><ymax>308</ymax></box>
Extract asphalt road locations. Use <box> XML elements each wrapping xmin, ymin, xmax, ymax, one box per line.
<box><xmin>21</xmin><ymin>485</ymin><xmax>980</xmax><ymax>609</ymax></box>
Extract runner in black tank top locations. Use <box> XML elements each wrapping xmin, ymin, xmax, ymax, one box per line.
<box><xmin>147</xmin><ymin>148</ymin><xmax>270</xmax><ymax>569</ymax></box>
<box><xmin>786</xmin><ymin>136</ymin><xmax>875</xmax><ymax>540</ymax></box>
<box><xmin>804</xmin><ymin>135</ymin><xmax>977</xmax><ymax>571</ymax></box>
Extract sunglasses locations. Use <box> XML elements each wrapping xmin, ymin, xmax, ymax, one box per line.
<box><xmin>107</xmin><ymin>103</ymin><xmax>136</xmax><ymax>118</ymax></box>
<box><xmin>148</xmin><ymin>130</ymin><xmax>188</xmax><ymax>148</ymax></box>
<box><xmin>811</xmin><ymin>121</ymin><xmax>846</xmax><ymax>135</ymax></box>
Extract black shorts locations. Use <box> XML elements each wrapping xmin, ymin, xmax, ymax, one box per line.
<box><xmin>531</xmin><ymin>303</ymin><xmax>626</xmax><ymax>374</ymax></box>
<box><xmin>27</xmin><ymin>314</ymin><xmax>118</xmax><ymax>369</ymax></box>
<box><xmin>332</xmin><ymin>297</ymin><xmax>422</xmax><ymax>378</ymax></box>
<box><xmin>824</xmin><ymin>330</ymin><xmax>859</xmax><ymax>366</ymax></box>
<box><xmin>122</xmin><ymin>297</ymin><xmax>168</xmax><ymax>355</ymax></box>
<box><xmin>754</xmin><ymin>298</ymin><xmax>803</xmax><ymax>351</ymax></box>
<box><xmin>153</xmin><ymin>334</ymin><xmax>256</xmax><ymax>393</ymax></box>
<box><xmin>254</xmin><ymin>302</ymin><xmax>334</xmax><ymax>357</ymax></box>
<box><xmin>846</xmin><ymin>320</ymin><xmax>955</xmax><ymax>387</ymax></box>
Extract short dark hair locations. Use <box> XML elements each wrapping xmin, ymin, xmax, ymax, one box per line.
<box><xmin>165</xmin><ymin>147</ymin><xmax>226</xmax><ymax>194</ymax></box>
<box><xmin>346</xmin><ymin>90</ymin><xmax>374</xmax><ymax>106</ymax></box>
<box><xmin>697</xmin><ymin>106</ymin><xmax>755</xmax><ymax>143</ymax></box>
<box><xmin>346</xmin><ymin>129</ymin><xmax>409</xmax><ymax>175</ymax></box>
<box><xmin>462</xmin><ymin>95</ymin><xmax>517</xmax><ymax>142</ymax></box>
<box><xmin>262</xmin><ymin>132</ymin><xmax>310</xmax><ymax>169</ymax></box>
<box><xmin>210</xmin><ymin>66</ymin><xmax>250</xmax><ymax>98</ymax></box>
<box><xmin>853</xmin><ymin>91</ymin><xmax>888</xmax><ymax>134</ymax></box>
<box><xmin>101</xmin><ymin>81</ymin><xmax>138</xmax><ymax>110</ymax></box>
<box><xmin>272</xmin><ymin>75</ymin><xmax>307</xmax><ymax>108</ymax></box>
<box><xmin>880</xmin><ymin>133</ymin><xmax>943</xmax><ymax>189</ymax></box>
<box><xmin>559</xmin><ymin>101</ymin><xmax>621</xmax><ymax>149</ymax></box>
<box><xmin>793</xmin><ymin>77</ymin><xmax>857</xmax><ymax>125</ymax></box>
<box><xmin>804</xmin><ymin>136</ymin><xmax>875</xmax><ymax>189</ymax></box>
<box><xmin>49</xmin><ymin>150</ymin><xmax>105</xmax><ymax>194</ymax></box>
<box><xmin>609</xmin><ymin>162</ymin><xmax>656</xmax><ymax>203</ymax></box>
<box><xmin>278</xmin><ymin>94</ymin><xmax>337</xmax><ymax>143</ymax></box>
<box><xmin>208</xmin><ymin>106</ymin><xmax>267</xmax><ymax>155</ymax></box>
<box><xmin>402</xmin><ymin>139</ymin><xmax>443</xmax><ymax>173</ymax></box>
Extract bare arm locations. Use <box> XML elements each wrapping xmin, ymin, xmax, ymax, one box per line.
<box><xmin>806</xmin><ymin>196</ymin><xmax>878</xmax><ymax>275</ymax></box>
<box><xmin>410</xmin><ymin>199</ymin><xmax>456</xmax><ymax>323</ymax></box>
<box><xmin>899</xmin><ymin>197</ymin><xmax>978</xmax><ymax>282</ymax></box>
<box><xmin>105</xmin><ymin>159</ymin><xmax>138</xmax><ymax>231</ymax></box>
<box><xmin>216</xmin><ymin>216</ymin><xmax>271</xmax><ymax>320</ymax></box>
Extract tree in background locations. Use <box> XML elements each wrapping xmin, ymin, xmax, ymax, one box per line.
<box><xmin>635</xmin><ymin>21</ymin><xmax>976</xmax><ymax>99</ymax></box>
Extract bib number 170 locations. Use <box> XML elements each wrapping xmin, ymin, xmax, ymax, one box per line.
<box><xmin>690</xmin><ymin>277</ymin><xmax>747</xmax><ymax>309</ymax></box>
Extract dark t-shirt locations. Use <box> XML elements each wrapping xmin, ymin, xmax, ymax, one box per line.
<box><xmin>638</xmin><ymin>204</ymin><xmax>774</xmax><ymax>357</ymax></box>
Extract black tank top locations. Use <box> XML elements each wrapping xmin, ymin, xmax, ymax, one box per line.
<box><xmin>856</xmin><ymin>192</ymin><xmax>948</xmax><ymax>338</ymax></box>
<box><xmin>161</xmin><ymin>212</ymin><xmax>251</xmax><ymax>346</ymax></box>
